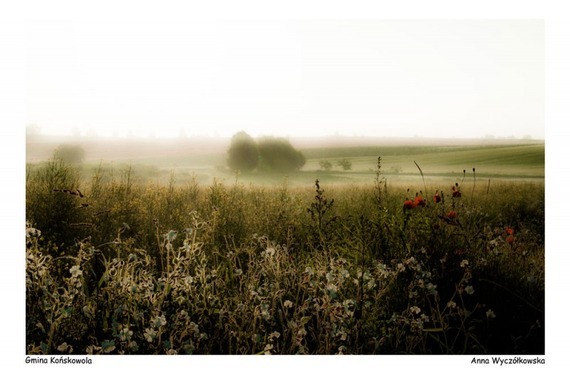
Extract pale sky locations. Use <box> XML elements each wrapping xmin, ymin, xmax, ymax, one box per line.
<box><xmin>26</xmin><ymin>18</ymin><xmax>544</xmax><ymax>139</ymax></box>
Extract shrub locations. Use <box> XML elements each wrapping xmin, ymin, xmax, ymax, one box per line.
<box><xmin>257</xmin><ymin>137</ymin><xmax>306</xmax><ymax>172</ymax></box>
<box><xmin>227</xmin><ymin>131</ymin><xmax>259</xmax><ymax>173</ymax></box>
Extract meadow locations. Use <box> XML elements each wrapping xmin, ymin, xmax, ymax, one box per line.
<box><xmin>25</xmin><ymin>138</ymin><xmax>544</xmax><ymax>355</ymax></box>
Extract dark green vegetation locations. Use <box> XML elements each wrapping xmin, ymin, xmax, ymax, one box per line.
<box><xmin>227</xmin><ymin>131</ymin><xmax>259</xmax><ymax>173</ymax></box>
<box><xmin>226</xmin><ymin>131</ymin><xmax>307</xmax><ymax>173</ymax></box>
<box><xmin>256</xmin><ymin>136</ymin><xmax>306</xmax><ymax>173</ymax></box>
<box><xmin>25</xmin><ymin>149</ymin><xmax>544</xmax><ymax>354</ymax></box>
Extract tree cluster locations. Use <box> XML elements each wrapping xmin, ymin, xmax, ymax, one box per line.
<box><xmin>227</xmin><ymin>132</ymin><xmax>306</xmax><ymax>173</ymax></box>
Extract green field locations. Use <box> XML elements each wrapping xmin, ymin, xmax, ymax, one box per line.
<box><xmin>303</xmin><ymin>143</ymin><xmax>544</xmax><ymax>176</ymax></box>
<box><xmin>25</xmin><ymin>137</ymin><xmax>545</xmax><ymax>355</ymax></box>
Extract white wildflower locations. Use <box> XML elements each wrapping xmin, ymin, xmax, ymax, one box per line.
<box><xmin>144</xmin><ymin>328</ymin><xmax>156</xmax><ymax>342</ymax></box>
<box><xmin>153</xmin><ymin>314</ymin><xmax>167</xmax><ymax>328</ymax></box>
<box><xmin>264</xmin><ymin>344</ymin><xmax>273</xmax><ymax>355</ymax></box>
<box><xmin>69</xmin><ymin>265</ymin><xmax>82</xmax><ymax>278</ymax></box>
<box><xmin>410</xmin><ymin>306</ymin><xmax>421</xmax><ymax>314</ymax></box>
<box><xmin>26</xmin><ymin>226</ymin><xmax>41</xmax><ymax>238</ymax></box>
<box><xmin>426</xmin><ymin>282</ymin><xmax>438</xmax><ymax>296</ymax></box>
<box><xmin>326</xmin><ymin>283</ymin><xmax>338</xmax><ymax>293</ymax></box>
<box><xmin>119</xmin><ymin>327</ymin><xmax>133</xmax><ymax>341</ymax></box>
<box><xmin>57</xmin><ymin>342</ymin><xmax>70</xmax><ymax>352</ymax></box>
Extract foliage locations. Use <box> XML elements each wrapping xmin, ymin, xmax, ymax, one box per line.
<box><xmin>336</xmin><ymin>158</ymin><xmax>352</xmax><ymax>171</ymax></box>
<box><xmin>257</xmin><ymin>137</ymin><xmax>306</xmax><ymax>173</ymax></box>
<box><xmin>227</xmin><ymin>131</ymin><xmax>259</xmax><ymax>173</ymax></box>
<box><xmin>25</xmin><ymin>159</ymin><xmax>86</xmax><ymax>252</ymax></box>
<box><xmin>225</xmin><ymin>133</ymin><xmax>306</xmax><ymax>174</ymax></box>
<box><xmin>25</xmin><ymin>161</ymin><xmax>544</xmax><ymax>355</ymax></box>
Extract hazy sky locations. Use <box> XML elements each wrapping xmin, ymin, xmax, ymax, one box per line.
<box><xmin>26</xmin><ymin>18</ymin><xmax>544</xmax><ymax>139</ymax></box>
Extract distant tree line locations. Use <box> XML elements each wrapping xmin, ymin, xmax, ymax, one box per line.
<box><xmin>227</xmin><ymin>131</ymin><xmax>306</xmax><ymax>173</ymax></box>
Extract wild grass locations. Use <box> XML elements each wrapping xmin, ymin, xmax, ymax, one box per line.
<box><xmin>25</xmin><ymin>158</ymin><xmax>544</xmax><ymax>355</ymax></box>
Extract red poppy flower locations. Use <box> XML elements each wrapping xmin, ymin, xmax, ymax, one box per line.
<box><xmin>506</xmin><ymin>236</ymin><xmax>514</xmax><ymax>245</ymax></box>
<box><xmin>446</xmin><ymin>210</ymin><xmax>458</xmax><ymax>219</ymax></box>
<box><xmin>505</xmin><ymin>227</ymin><xmax>514</xmax><ymax>236</ymax></box>
<box><xmin>433</xmin><ymin>192</ymin><xmax>441</xmax><ymax>203</ymax></box>
<box><xmin>403</xmin><ymin>200</ymin><xmax>414</xmax><ymax>210</ymax></box>
<box><xmin>452</xmin><ymin>185</ymin><xmax>461</xmax><ymax>198</ymax></box>
<box><xmin>414</xmin><ymin>196</ymin><xmax>426</xmax><ymax>207</ymax></box>
<box><xmin>438</xmin><ymin>210</ymin><xmax>460</xmax><ymax>225</ymax></box>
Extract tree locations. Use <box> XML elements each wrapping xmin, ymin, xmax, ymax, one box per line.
<box><xmin>53</xmin><ymin>144</ymin><xmax>85</xmax><ymax>164</ymax></box>
<box><xmin>257</xmin><ymin>137</ymin><xmax>306</xmax><ymax>172</ymax></box>
<box><xmin>336</xmin><ymin>159</ymin><xmax>352</xmax><ymax>171</ymax></box>
<box><xmin>319</xmin><ymin>160</ymin><xmax>333</xmax><ymax>171</ymax></box>
<box><xmin>227</xmin><ymin>131</ymin><xmax>259</xmax><ymax>173</ymax></box>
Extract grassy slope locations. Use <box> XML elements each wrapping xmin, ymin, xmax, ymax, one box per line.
<box><xmin>303</xmin><ymin>144</ymin><xmax>544</xmax><ymax>175</ymax></box>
